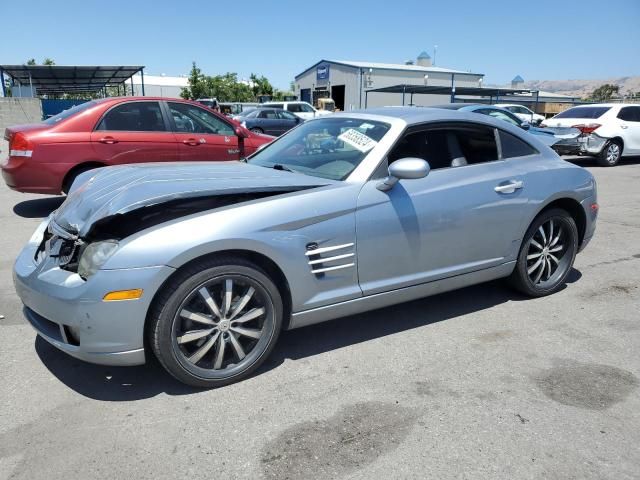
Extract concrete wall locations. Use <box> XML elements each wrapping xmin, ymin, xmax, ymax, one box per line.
<box><xmin>295</xmin><ymin>62</ymin><xmax>484</xmax><ymax>110</ymax></box>
<box><xmin>0</xmin><ymin>98</ymin><xmax>42</xmax><ymax>156</ymax></box>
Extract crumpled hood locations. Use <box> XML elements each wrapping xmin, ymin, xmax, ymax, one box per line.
<box><xmin>54</xmin><ymin>161</ymin><xmax>335</xmax><ymax>236</ymax></box>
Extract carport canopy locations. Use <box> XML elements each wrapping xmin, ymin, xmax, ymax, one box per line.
<box><xmin>0</xmin><ymin>64</ymin><xmax>145</xmax><ymax>95</ymax></box>
<box><xmin>365</xmin><ymin>84</ymin><xmax>535</xmax><ymax>107</ymax></box>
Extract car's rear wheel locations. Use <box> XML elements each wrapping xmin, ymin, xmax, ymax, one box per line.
<box><xmin>149</xmin><ymin>257</ymin><xmax>283</xmax><ymax>387</ymax></box>
<box><xmin>508</xmin><ymin>208</ymin><xmax>578</xmax><ymax>297</ymax></box>
<box><xmin>61</xmin><ymin>164</ymin><xmax>102</xmax><ymax>194</ymax></box>
<box><xmin>250</xmin><ymin>127</ymin><xmax>263</xmax><ymax>134</ymax></box>
<box><xmin>597</xmin><ymin>139</ymin><xmax>622</xmax><ymax>167</ymax></box>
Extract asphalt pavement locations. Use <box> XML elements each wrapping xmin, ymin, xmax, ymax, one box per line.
<box><xmin>1</xmin><ymin>156</ymin><xmax>639</xmax><ymax>480</ymax></box>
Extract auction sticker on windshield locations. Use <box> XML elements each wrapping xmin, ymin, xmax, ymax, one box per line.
<box><xmin>338</xmin><ymin>128</ymin><xmax>377</xmax><ymax>152</ymax></box>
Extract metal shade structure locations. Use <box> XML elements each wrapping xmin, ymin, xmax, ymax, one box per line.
<box><xmin>364</xmin><ymin>84</ymin><xmax>536</xmax><ymax>108</ymax></box>
<box><xmin>0</xmin><ymin>65</ymin><xmax>145</xmax><ymax>96</ymax></box>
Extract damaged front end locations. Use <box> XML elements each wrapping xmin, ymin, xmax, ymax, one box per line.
<box><xmin>43</xmin><ymin>189</ymin><xmax>311</xmax><ymax>279</ymax></box>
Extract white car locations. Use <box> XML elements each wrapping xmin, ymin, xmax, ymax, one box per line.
<box><xmin>260</xmin><ymin>101</ymin><xmax>332</xmax><ymax>120</ymax></box>
<box><xmin>495</xmin><ymin>104</ymin><xmax>545</xmax><ymax>125</ymax></box>
<box><xmin>541</xmin><ymin>104</ymin><xmax>640</xmax><ymax>166</ymax></box>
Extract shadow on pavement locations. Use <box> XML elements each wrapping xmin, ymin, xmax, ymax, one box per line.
<box><xmin>563</xmin><ymin>155</ymin><xmax>640</xmax><ymax>168</ymax></box>
<box><xmin>35</xmin><ymin>270</ymin><xmax>591</xmax><ymax>401</ymax></box>
<box><xmin>13</xmin><ymin>197</ymin><xmax>64</xmax><ymax>218</ymax></box>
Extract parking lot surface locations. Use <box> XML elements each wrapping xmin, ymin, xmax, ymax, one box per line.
<box><xmin>1</xmin><ymin>157</ymin><xmax>639</xmax><ymax>480</ymax></box>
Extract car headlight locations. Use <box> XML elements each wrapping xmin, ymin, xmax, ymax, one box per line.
<box><xmin>78</xmin><ymin>240</ymin><xmax>119</xmax><ymax>278</ymax></box>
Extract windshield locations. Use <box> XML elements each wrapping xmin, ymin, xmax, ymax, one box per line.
<box><xmin>554</xmin><ymin>106</ymin><xmax>611</xmax><ymax>119</ymax></box>
<box><xmin>248</xmin><ymin>117</ymin><xmax>391</xmax><ymax>180</ymax></box>
<box><xmin>43</xmin><ymin>101</ymin><xmax>96</xmax><ymax>125</ymax></box>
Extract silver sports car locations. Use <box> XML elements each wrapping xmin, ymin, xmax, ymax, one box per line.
<box><xmin>14</xmin><ymin>108</ymin><xmax>598</xmax><ymax>387</ymax></box>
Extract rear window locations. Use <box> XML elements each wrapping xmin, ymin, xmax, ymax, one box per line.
<box><xmin>554</xmin><ymin>106</ymin><xmax>611</xmax><ymax>119</ymax></box>
<box><xmin>43</xmin><ymin>101</ymin><xmax>96</xmax><ymax>125</ymax></box>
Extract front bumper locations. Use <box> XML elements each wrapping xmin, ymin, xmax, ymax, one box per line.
<box><xmin>14</xmin><ymin>220</ymin><xmax>175</xmax><ymax>366</ymax></box>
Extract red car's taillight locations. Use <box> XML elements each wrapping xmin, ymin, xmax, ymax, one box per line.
<box><xmin>572</xmin><ymin>123</ymin><xmax>601</xmax><ymax>134</ymax></box>
<box><xmin>9</xmin><ymin>132</ymin><xmax>33</xmax><ymax>157</ymax></box>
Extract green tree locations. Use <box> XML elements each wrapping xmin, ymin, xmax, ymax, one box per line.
<box><xmin>42</xmin><ymin>58</ymin><xmax>55</xmax><ymax>66</ymax></box>
<box><xmin>587</xmin><ymin>84</ymin><xmax>619</xmax><ymax>102</ymax></box>
<box><xmin>26</xmin><ymin>58</ymin><xmax>36</xmax><ymax>65</ymax></box>
<box><xmin>249</xmin><ymin>73</ymin><xmax>274</xmax><ymax>97</ymax></box>
<box><xmin>180</xmin><ymin>62</ymin><xmax>209</xmax><ymax>100</ymax></box>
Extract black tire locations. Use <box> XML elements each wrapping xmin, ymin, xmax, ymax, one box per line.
<box><xmin>249</xmin><ymin>127</ymin><xmax>263</xmax><ymax>134</ymax></box>
<box><xmin>597</xmin><ymin>139</ymin><xmax>622</xmax><ymax>167</ymax></box>
<box><xmin>149</xmin><ymin>257</ymin><xmax>283</xmax><ymax>387</ymax></box>
<box><xmin>508</xmin><ymin>208</ymin><xmax>578</xmax><ymax>297</ymax></box>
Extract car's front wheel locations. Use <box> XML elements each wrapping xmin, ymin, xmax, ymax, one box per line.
<box><xmin>149</xmin><ymin>257</ymin><xmax>283</xmax><ymax>387</ymax></box>
<box><xmin>508</xmin><ymin>208</ymin><xmax>578</xmax><ymax>297</ymax></box>
<box><xmin>250</xmin><ymin>127</ymin><xmax>263</xmax><ymax>134</ymax></box>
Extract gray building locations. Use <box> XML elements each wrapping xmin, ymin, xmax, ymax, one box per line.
<box><xmin>294</xmin><ymin>52</ymin><xmax>484</xmax><ymax>110</ymax></box>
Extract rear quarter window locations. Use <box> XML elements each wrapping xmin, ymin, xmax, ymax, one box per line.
<box><xmin>499</xmin><ymin>130</ymin><xmax>538</xmax><ymax>159</ymax></box>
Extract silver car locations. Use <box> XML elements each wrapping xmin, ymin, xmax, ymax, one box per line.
<box><xmin>14</xmin><ymin>108</ymin><xmax>598</xmax><ymax>387</ymax></box>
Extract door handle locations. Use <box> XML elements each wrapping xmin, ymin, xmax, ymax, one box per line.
<box><xmin>99</xmin><ymin>136</ymin><xmax>118</xmax><ymax>144</ymax></box>
<box><xmin>621</xmin><ymin>125</ymin><xmax>628</xmax><ymax>129</ymax></box>
<box><xmin>495</xmin><ymin>180</ymin><xmax>524</xmax><ymax>194</ymax></box>
<box><xmin>183</xmin><ymin>139</ymin><xmax>200</xmax><ymax>146</ymax></box>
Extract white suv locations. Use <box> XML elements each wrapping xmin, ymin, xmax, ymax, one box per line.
<box><xmin>260</xmin><ymin>101</ymin><xmax>332</xmax><ymax>120</ymax></box>
<box><xmin>495</xmin><ymin>104</ymin><xmax>545</xmax><ymax>125</ymax></box>
<box><xmin>541</xmin><ymin>104</ymin><xmax>640</xmax><ymax>166</ymax></box>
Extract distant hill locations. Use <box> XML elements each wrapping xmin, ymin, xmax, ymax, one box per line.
<box><xmin>520</xmin><ymin>76</ymin><xmax>640</xmax><ymax>98</ymax></box>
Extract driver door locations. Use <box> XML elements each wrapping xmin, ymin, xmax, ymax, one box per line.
<box><xmin>356</xmin><ymin>123</ymin><xmax>531</xmax><ymax>295</ymax></box>
<box><xmin>167</xmin><ymin>101</ymin><xmax>241</xmax><ymax>161</ymax></box>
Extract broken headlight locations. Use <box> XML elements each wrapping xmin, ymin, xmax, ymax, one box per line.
<box><xmin>77</xmin><ymin>240</ymin><xmax>119</xmax><ymax>278</ymax></box>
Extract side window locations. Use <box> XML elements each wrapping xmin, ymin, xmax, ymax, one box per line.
<box><xmin>388</xmin><ymin>124</ymin><xmax>498</xmax><ymax>170</ymax></box>
<box><xmin>499</xmin><ymin>130</ymin><xmax>538</xmax><ymax>158</ymax></box>
<box><xmin>97</xmin><ymin>102</ymin><xmax>166</xmax><ymax>131</ymax></box>
<box><xmin>259</xmin><ymin>110</ymin><xmax>278</xmax><ymax>119</ymax></box>
<box><xmin>278</xmin><ymin>110</ymin><xmax>298</xmax><ymax>120</ymax></box>
<box><xmin>300</xmin><ymin>103</ymin><xmax>315</xmax><ymax>113</ymax></box>
<box><xmin>478</xmin><ymin>109</ymin><xmax>521</xmax><ymax>127</ymax></box>
<box><xmin>168</xmin><ymin>102</ymin><xmax>234</xmax><ymax>135</ymax></box>
<box><xmin>287</xmin><ymin>104</ymin><xmax>302</xmax><ymax>112</ymax></box>
<box><xmin>618</xmin><ymin>107</ymin><xmax>640</xmax><ymax>122</ymax></box>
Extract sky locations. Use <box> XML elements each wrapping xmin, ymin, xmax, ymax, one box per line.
<box><xmin>2</xmin><ymin>0</ymin><xmax>639</xmax><ymax>89</ymax></box>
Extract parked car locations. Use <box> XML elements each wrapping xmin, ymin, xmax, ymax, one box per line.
<box><xmin>219</xmin><ymin>102</ymin><xmax>259</xmax><ymax>116</ymax></box>
<box><xmin>261</xmin><ymin>101</ymin><xmax>332</xmax><ymax>120</ymax></box>
<box><xmin>14</xmin><ymin>107</ymin><xmax>598</xmax><ymax>387</ymax></box>
<box><xmin>541</xmin><ymin>104</ymin><xmax>640</xmax><ymax>166</ymax></box>
<box><xmin>2</xmin><ymin>97</ymin><xmax>273</xmax><ymax>194</ymax></box>
<box><xmin>495</xmin><ymin>104</ymin><xmax>545</xmax><ymax>125</ymax></box>
<box><xmin>434</xmin><ymin>104</ymin><xmax>582</xmax><ymax>155</ymax></box>
<box><xmin>236</xmin><ymin>107</ymin><xmax>304</xmax><ymax>136</ymax></box>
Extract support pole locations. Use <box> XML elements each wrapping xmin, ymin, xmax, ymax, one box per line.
<box><xmin>0</xmin><ymin>68</ymin><xmax>6</xmax><ymax>97</ymax></box>
<box><xmin>140</xmin><ymin>69</ymin><xmax>145</xmax><ymax>96</ymax></box>
<box><xmin>131</xmin><ymin>76</ymin><xmax>135</xmax><ymax>96</ymax></box>
<box><xmin>402</xmin><ymin>85</ymin><xmax>406</xmax><ymax>106</ymax></box>
<box><xmin>450</xmin><ymin>74</ymin><xmax>456</xmax><ymax>103</ymax></box>
<box><xmin>410</xmin><ymin>92</ymin><xmax>414</xmax><ymax>105</ymax></box>
<box><xmin>365</xmin><ymin>90</ymin><xmax>368</xmax><ymax>109</ymax></box>
<box><xmin>534</xmin><ymin>90</ymin><xmax>539</xmax><ymax>118</ymax></box>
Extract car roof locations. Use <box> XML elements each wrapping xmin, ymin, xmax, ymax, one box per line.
<box><xmin>334</xmin><ymin>106</ymin><xmax>513</xmax><ymax>127</ymax></box>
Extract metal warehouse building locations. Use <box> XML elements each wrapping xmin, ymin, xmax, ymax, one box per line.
<box><xmin>294</xmin><ymin>52</ymin><xmax>484</xmax><ymax>111</ymax></box>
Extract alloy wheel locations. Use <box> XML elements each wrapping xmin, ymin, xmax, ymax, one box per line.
<box><xmin>172</xmin><ymin>276</ymin><xmax>270</xmax><ymax>373</ymax></box>
<box><xmin>525</xmin><ymin>218</ymin><xmax>570</xmax><ymax>288</ymax></box>
<box><xmin>606</xmin><ymin>143</ymin><xmax>620</xmax><ymax>164</ymax></box>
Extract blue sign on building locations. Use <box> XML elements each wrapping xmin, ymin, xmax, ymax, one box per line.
<box><xmin>316</xmin><ymin>64</ymin><xmax>330</xmax><ymax>80</ymax></box>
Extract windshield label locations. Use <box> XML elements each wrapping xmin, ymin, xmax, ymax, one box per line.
<box><xmin>338</xmin><ymin>129</ymin><xmax>377</xmax><ymax>152</ymax></box>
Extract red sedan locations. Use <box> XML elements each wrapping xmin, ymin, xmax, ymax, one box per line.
<box><xmin>2</xmin><ymin>97</ymin><xmax>274</xmax><ymax>194</ymax></box>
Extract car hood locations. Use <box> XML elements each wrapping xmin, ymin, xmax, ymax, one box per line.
<box><xmin>53</xmin><ymin>161</ymin><xmax>336</xmax><ymax>237</ymax></box>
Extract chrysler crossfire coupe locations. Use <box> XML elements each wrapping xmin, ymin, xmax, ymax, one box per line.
<box><xmin>14</xmin><ymin>108</ymin><xmax>598</xmax><ymax>387</ymax></box>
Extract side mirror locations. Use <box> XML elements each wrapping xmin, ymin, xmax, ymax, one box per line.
<box><xmin>235</xmin><ymin>126</ymin><xmax>249</xmax><ymax>138</ymax></box>
<box><xmin>377</xmin><ymin>157</ymin><xmax>430</xmax><ymax>191</ymax></box>
<box><xmin>520</xmin><ymin>121</ymin><xmax>531</xmax><ymax>131</ymax></box>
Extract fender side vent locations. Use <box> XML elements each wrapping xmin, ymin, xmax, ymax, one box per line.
<box><xmin>305</xmin><ymin>243</ymin><xmax>355</xmax><ymax>275</ymax></box>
